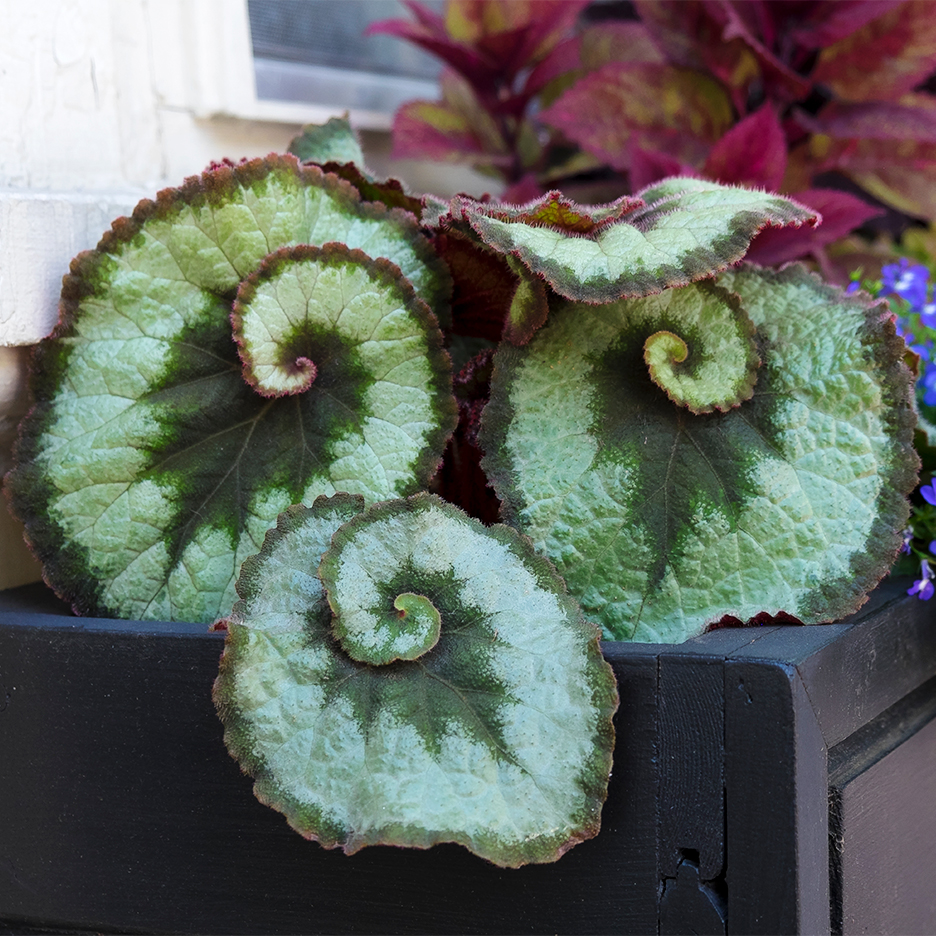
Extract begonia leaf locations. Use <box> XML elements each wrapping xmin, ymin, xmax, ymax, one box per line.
<box><xmin>449</xmin><ymin>178</ymin><xmax>818</xmax><ymax>304</ymax></box>
<box><xmin>435</xmin><ymin>234</ymin><xmax>515</xmax><ymax>341</ymax></box>
<box><xmin>288</xmin><ymin>117</ymin><xmax>364</xmax><ymax>168</ymax></box>
<box><xmin>316</xmin><ymin>162</ymin><xmax>424</xmax><ymax>220</ymax></box>
<box><xmin>503</xmin><ymin>257</ymin><xmax>549</xmax><ymax>346</ymax></box>
<box><xmin>6</xmin><ymin>155</ymin><xmax>456</xmax><ymax>623</ymax></box>
<box><xmin>811</xmin><ymin>0</ymin><xmax>936</xmax><ymax>102</ymax></box>
<box><xmin>480</xmin><ymin>264</ymin><xmax>918</xmax><ymax>642</ymax></box>
<box><xmin>214</xmin><ymin>493</ymin><xmax>618</xmax><ymax>867</ymax></box>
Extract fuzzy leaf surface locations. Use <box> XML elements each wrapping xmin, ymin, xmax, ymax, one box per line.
<box><xmin>453</xmin><ymin>178</ymin><xmax>818</xmax><ymax>303</ymax></box>
<box><xmin>288</xmin><ymin>117</ymin><xmax>365</xmax><ymax>167</ymax></box>
<box><xmin>7</xmin><ymin>155</ymin><xmax>455</xmax><ymax>623</ymax></box>
<box><xmin>480</xmin><ymin>264</ymin><xmax>918</xmax><ymax>642</ymax></box>
<box><xmin>214</xmin><ymin>493</ymin><xmax>618</xmax><ymax>867</ymax></box>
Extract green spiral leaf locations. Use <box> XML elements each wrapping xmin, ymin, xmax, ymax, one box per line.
<box><xmin>7</xmin><ymin>155</ymin><xmax>456</xmax><ymax>623</ymax></box>
<box><xmin>214</xmin><ymin>493</ymin><xmax>619</xmax><ymax>868</ymax></box>
<box><xmin>447</xmin><ymin>179</ymin><xmax>818</xmax><ymax>304</ymax></box>
<box><xmin>480</xmin><ymin>264</ymin><xmax>918</xmax><ymax>642</ymax></box>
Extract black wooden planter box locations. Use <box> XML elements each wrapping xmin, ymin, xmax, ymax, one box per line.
<box><xmin>1</xmin><ymin>578</ymin><xmax>935</xmax><ymax>935</ymax></box>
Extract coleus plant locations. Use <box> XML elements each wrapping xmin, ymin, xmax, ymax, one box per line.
<box><xmin>373</xmin><ymin>0</ymin><xmax>936</xmax><ymax>269</ymax></box>
<box><xmin>4</xmin><ymin>117</ymin><xmax>920</xmax><ymax>864</ymax></box>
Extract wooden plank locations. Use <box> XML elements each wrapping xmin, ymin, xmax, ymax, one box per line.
<box><xmin>658</xmin><ymin>652</ymin><xmax>725</xmax><ymax>881</ymax></box>
<box><xmin>795</xmin><ymin>581</ymin><xmax>936</xmax><ymax>749</ymax></box>
<box><xmin>724</xmin><ymin>659</ymin><xmax>829</xmax><ymax>935</ymax></box>
<box><xmin>829</xmin><ymin>675</ymin><xmax>936</xmax><ymax>936</ymax></box>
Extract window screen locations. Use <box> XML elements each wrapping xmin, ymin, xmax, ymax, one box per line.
<box><xmin>248</xmin><ymin>0</ymin><xmax>443</xmax><ymax>114</ymax></box>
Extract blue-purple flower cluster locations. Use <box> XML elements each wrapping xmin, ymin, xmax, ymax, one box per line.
<box><xmin>880</xmin><ymin>259</ymin><xmax>936</xmax><ymax>408</ymax></box>
<box><xmin>855</xmin><ymin>260</ymin><xmax>936</xmax><ymax>600</ymax></box>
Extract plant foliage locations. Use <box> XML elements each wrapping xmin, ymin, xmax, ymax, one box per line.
<box><xmin>480</xmin><ymin>264</ymin><xmax>918</xmax><ymax>641</ymax></box>
<box><xmin>376</xmin><ymin>0</ymin><xmax>936</xmax><ymax>266</ymax></box>
<box><xmin>6</xmin><ymin>154</ymin><xmax>456</xmax><ymax>623</ymax></box>
<box><xmin>214</xmin><ymin>493</ymin><xmax>618</xmax><ymax>867</ymax></box>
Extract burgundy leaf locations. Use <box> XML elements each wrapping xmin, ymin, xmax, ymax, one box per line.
<box><xmin>629</xmin><ymin>145</ymin><xmax>696</xmax><ymax>191</ymax></box>
<box><xmin>435</xmin><ymin>234</ymin><xmax>517</xmax><ymax>341</ymax></box>
<box><xmin>631</xmin><ymin>0</ymin><xmax>722</xmax><ymax>71</ymax></box>
<box><xmin>390</xmin><ymin>101</ymin><xmax>493</xmax><ymax>163</ymax></box>
<box><xmin>500</xmin><ymin>173</ymin><xmax>546</xmax><ymax>205</ymax></box>
<box><xmin>523</xmin><ymin>36</ymin><xmax>582</xmax><ymax>99</ymax></box>
<box><xmin>785</xmin><ymin>0</ymin><xmax>904</xmax><ymax>49</ymax></box>
<box><xmin>540</xmin><ymin>62</ymin><xmax>733</xmax><ymax>172</ymax></box>
<box><xmin>703</xmin><ymin>104</ymin><xmax>787</xmax><ymax>190</ymax></box>
<box><xmin>745</xmin><ymin>188</ymin><xmax>882</xmax><ymax>266</ymax></box>
<box><xmin>811</xmin><ymin>0</ymin><xmax>936</xmax><ymax>102</ymax></box>
<box><xmin>366</xmin><ymin>18</ymin><xmax>496</xmax><ymax>87</ymax></box>
<box><xmin>401</xmin><ymin>0</ymin><xmax>447</xmax><ymax>32</ymax></box>
<box><xmin>449</xmin><ymin>0</ymin><xmax>589</xmax><ymax>69</ymax></box>
<box><xmin>579</xmin><ymin>22</ymin><xmax>665</xmax><ymax>70</ymax></box>
<box><xmin>797</xmin><ymin>96</ymin><xmax>936</xmax><ymax>142</ymax></box>
<box><xmin>715</xmin><ymin>1</ymin><xmax>814</xmax><ymax>101</ymax></box>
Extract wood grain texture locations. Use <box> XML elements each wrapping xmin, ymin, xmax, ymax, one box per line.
<box><xmin>829</xmin><ymin>676</ymin><xmax>936</xmax><ymax>936</ymax></box>
<box><xmin>658</xmin><ymin>654</ymin><xmax>725</xmax><ymax>881</ymax></box>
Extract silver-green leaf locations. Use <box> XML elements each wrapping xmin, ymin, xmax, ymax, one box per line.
<box><xmin>480</xmin><ymin>264</ymin><xmax>918</xmax><ymax>642</ymax></box>
<box><xmin>6</xmin><ymin>156</ymin><xmax>456</xmax><ymax>623</ymax></box>
<box><xmin>214</xmin><ymin>493</ymin><xmax>619</xmax><ymax>867</ymax></box>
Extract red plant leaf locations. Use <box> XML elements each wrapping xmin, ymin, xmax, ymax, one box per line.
<box><xmin>715</xmin><ymin>1</ymin><xmax>813</xmax><ymax>101</ymax></box>
<box><xmin>390</xmin><ymin>100</ymin><xmax>490</xmax><ymax>163</ymax></box>
<box><xmin>447</xmin><ymin>0</ymin><xmax>589</xmax><ymax>70</ymax></box>
<box><xmin>366</xmin><ymin>17</ymin><xmax>495</xmax><ymax>87</ymax></box>
<box><xmin>455</xmin><ymin>189</ymin><xmax>644</xmax><ymax>235</ymax></box>
<box><xmin>435</xmin><ymin>234</ymin><xmax>517</xmax><ymax>341</ymax></box>
<box><xmin>632</xmin><ymin>0</ymin><xmax>810</xmax><ymax>106</ymax></box>
<box><xmin>500</xmin><ymin>173</ymin><xmax>546</xmax><ymax>205</ymax></box>
<box><xmin>540</xmin><ymin>62</ymin><xmax>733</xmax><ymax>172</ymax></box>
<box><xmin>703</xmin><ymin>103</ymin><xmax>788</xmax><ymax>190</ymax></box>
<box><xmin>745</xmin><ymin>187</ymin><xmax>883</xmax><ymax>266</ymax></box>
<box><xmin>811</xmin><ymin>0</ymin><xmax>936</xmax><ymax>102</ymax></box>
<box><xmin>786</xmin><ymin>0</ymin><xmax>904</xmax><ymax>49</ymax></box>
<box><xmin>631</xmin><ymin>0</ymin><xmax>723</xmax><ymax>71</ymax></box>
<box><xmin>628</xmin><ymin>145</ymin><xmax>697</xmax><ymax>191</ymax></box>
<box><xmin>389</xmin><ymin>70</ymin><xmax>509</xmax><ymax>165</ymax></box>
<box><xmin>523</xmin><ymin>36</ymin><xmax>583</xmax><ymax>99</ymax></box>
<box><xmin>579</xmin><ymin>22</ymin><xmax>665</xmax><ymax>70</ymax></box>
<box><xmin>797</xmin><ymin>96</ymin><xmax>936</xmax><ymax>142</ymax></box>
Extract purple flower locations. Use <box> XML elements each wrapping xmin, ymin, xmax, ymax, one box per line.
<box><xmin>901</xmin><ymin>528</ymin><xmax>914</xmax><ymax>554</ymax></box>
<box><xmin>922</xmin><ymin>483</ymin><xmax>936</xmax><ymax>506</ymax></box>
<box><xmin>922</xmin><ymin>301</ymin><xmax>936</xmax><ymax>330</ymax></box>
<box><xmin>882</xmin><ymin>259</ymin><xmax>930</xmax><ymax>310</ymax></box>
<box><xmin>908</xmin><ymin>559</ymin><xmax>935</xmax><ymax>601</ymax></box>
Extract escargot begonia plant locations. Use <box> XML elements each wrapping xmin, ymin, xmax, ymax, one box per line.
<box><xmin>5</xmin><ymin>115</ymin><xmax>922</xmax><ymax>867</ymax></box>
<box><xmin>429</xmin><ymin>180</ymin><xmax>919</xmax><ymax>642</ymax></box>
